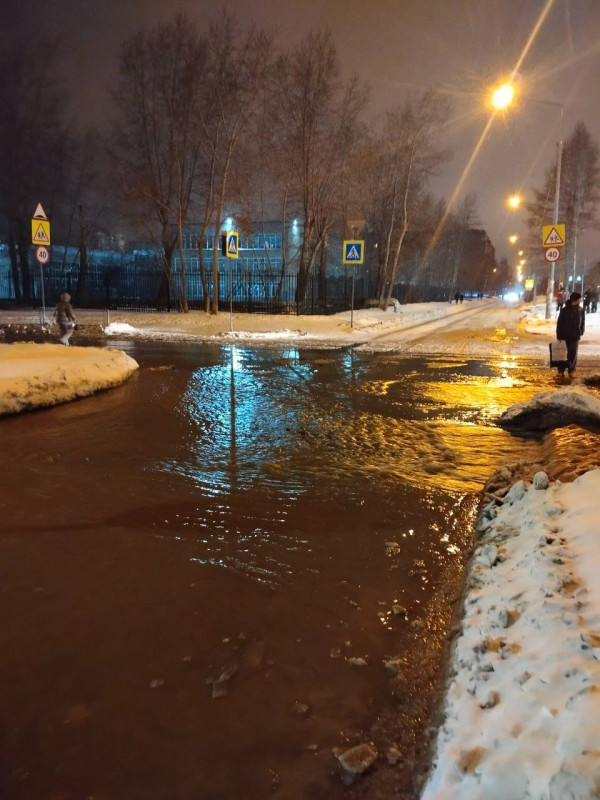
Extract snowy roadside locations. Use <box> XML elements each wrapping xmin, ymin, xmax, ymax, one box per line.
<box><xmin>421</xmin><ymin>468</ymin><xmax>600</xmax><ymax>800</ymax></box>
<box><xmin>0</xmin><ymin>343</ymin><xmax>139</xmax><ymax>416</ymax></box>
<box><xmin>99</xmin><ymin>301</ymin><xmax>473</xmax><ymax>344</ymax></box>
<box><xmin>0</xmin><ymin>299</ymin><xmax>481</xmax><ymax>346</ymax></box>
<box><xmin>522</xmin><ymin>301</ymin><xmax>600</xmax><ymax>355</ymax></box>
<box><xmin>418</xmin><ymin>380</ymin><xmax>600</xmax><ymax>800</ymax></box>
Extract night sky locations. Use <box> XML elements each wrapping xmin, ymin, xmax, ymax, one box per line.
<box><xmin>5</xmin><ymin>0</ymin><xmax>600</xmax><ymax>263</ymax></box>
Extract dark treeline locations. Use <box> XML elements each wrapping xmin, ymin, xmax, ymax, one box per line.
<box><xmin>1</xmin><ymin>12</ymin><xmax>598</xmax><ymax>312</ymax></box>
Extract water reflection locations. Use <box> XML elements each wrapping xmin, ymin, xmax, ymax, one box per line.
<box><xmin>0</xmin><ymin>344</ymin><xmax>556</xmax><ymax>800</ymax></box>
<box><xmin>155</xmin><ymin>347</ymin><xmax>545</xmax><ymax>504</ymax></box>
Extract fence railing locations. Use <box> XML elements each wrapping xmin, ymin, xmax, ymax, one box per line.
<box><xmin>0</xmin><ymin>262</ymin><xmax>452</xmax><ymax>315</ymax></box>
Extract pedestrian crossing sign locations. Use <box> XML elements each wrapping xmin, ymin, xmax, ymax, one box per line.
<box><xmin>343</xmin><ymin>240</ymin><xmax>364</xmax><ymax>264</ymax></box>
<box><xmin>222</xmin><ymin>231</ymin><xmax>239</xmax><ymax>259</ymax></box>
<box><xmin>542</xmin><ymin>224</ymin><xmax>565</xmax><ymax>248</ymax></box>
<box><xmin>31</xmin><ymin>218</ymin><xmax>51</xmax><ymax>245</ymax></box>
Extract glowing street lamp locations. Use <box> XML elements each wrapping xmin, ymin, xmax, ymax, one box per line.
<box><xmin>509</xmin><ymin>234</ymin><xmax>518</xmax><ymax>244</ymax></box>
<box><xmin>491</xmin><ymin>83</ymin><xmax>515</xmax><ymax>110</ymax></box>
<box><xmin>491</xmin><ymin>76</ymin><xmax>563</xmax><ymax>318</ymax></box>
<box><xmin>508</xmin><ymin>194</ymin><xmax>521</xmax><ymax>209</ymax></box>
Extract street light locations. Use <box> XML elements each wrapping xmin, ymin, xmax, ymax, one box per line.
<box><xmin>491</xmin><ymin>79</ymin><xmax>563</xmax><ymax>319</ymax></box>
<box><xmin>491</xmin><ymin>83</ymin><xmax>515</xmax><ymax>110</ymax></box>
<box><xmin>509</xmin><ymin>234</ymin><xmax>518</xmax><ymax>244</ymax></box>
<box><xmin>508</xmin><ymin>194</ymin><xmax>522</xmax><ymax>209</ymax></box>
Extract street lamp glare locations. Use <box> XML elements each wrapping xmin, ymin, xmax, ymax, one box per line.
<box><xmin>509</xmin><ymin>234</ymin><xmax>518</xmax><ymax>244</ymax></box>
<box><xmin>508</xmin><ymin>194</ymin><xmax>521</xmax><ymax>209</ymax></box>
<box><xmin>492</xmin><ymin>83</ymin><xmax>514</xmax><ymax>110</ymax></box>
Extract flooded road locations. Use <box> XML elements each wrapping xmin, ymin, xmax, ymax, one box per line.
<box><xmin>0</xmin><ymin>344</ymin><xmax>559</xmax><ymax>799</ymax></box>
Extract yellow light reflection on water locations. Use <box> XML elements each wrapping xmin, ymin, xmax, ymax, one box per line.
<box><xmin>362</xmin><ymin>379</ymin><xmax>403</xmax><ymax>396</ymax></box>
<box><xmin>420</xmin><ymin>375</ymin><xmax>531</xmax><ymax>422</ymax></box>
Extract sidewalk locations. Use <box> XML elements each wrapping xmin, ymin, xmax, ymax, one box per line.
<box><xmin>0</xmin><ymin>299</ymin><xmax>483</xmax><ymax>346</ymax></box>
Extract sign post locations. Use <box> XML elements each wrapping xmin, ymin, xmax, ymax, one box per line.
<box><xmin>31</xmin><ymin>204</ymin><xmax>51</xmax><ymax>324</ymax></box>
<box><xmin>343</xmin><ymin>240</ymin><xmax>365</xmax><ymax>328</ymax></box>
<box><xmin>542</xmin><ymin>220</ymin><xmax>565</xmax><ymax>319</ymax></box>
<box><xmin>544</xmin><ymin>137</ymin><xmax>563</xmax><ymax>319</ymax></box>
<box><xmin>222</xmin><ymin>231</ymin><xmax>239</xmax><ymax>332</ymax></box>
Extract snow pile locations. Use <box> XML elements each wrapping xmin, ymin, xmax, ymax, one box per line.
<box><xmin>498</xmin><ymin>385</ymin><xmax>600</xmax><ymax>429</ymax></box>
<box><xmin>0</xmin><ymin>343</ymin><xmax>139</xmax><ymax>416</ymax></box>
<box><xmin>218</xmin><ymin>329</ymin><xmax>314</xmax><ymax>340</ymax></box>
<box><xmin>523</xmin><ymin>302</ymin><xmax>600</xmax><ymax>338</ymax></box>
<box><xmin>103</xmin><ymin>322</ymin><xmax>140</xmax><ymax>335</ymax></box>
<box><xmin>421</xmin><ymin>469</ymin><xmax>600</xmax><ymax>800</ymax></box>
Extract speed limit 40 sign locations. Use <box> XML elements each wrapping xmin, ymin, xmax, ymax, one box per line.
<box><xmin>35</xmin><ymin>246</ymin><xmax>50</xmax><ymax>265</ymax></box>
<box><xmin>544</xmin><ymin>247</ymin><xmax>560</xmax><ymax>263</ymax></box>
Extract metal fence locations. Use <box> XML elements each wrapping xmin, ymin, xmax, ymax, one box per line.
<box><xmin>0</xmin><ymin>261</ymin><xmax>452</xmax><ymax>314</ymax></box>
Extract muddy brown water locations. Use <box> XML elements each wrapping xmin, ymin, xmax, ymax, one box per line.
<box><xmin>0</xmin><ymin>343</ymin><xmax>583</xmax><ymax>799</ymax></box>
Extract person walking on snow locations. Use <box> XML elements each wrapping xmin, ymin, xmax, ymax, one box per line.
<box><xmin>555</xmin><ymin>285</ymin><xmax>566</xmax><ymax>316</ymax></box>
<box><xmin>54</xmin><ymin>292</ymin><xmax>77</xmax><ymax>346</ymax></box>
<box><xmin>556</xmin><ymin>291</ymin><xmax>585</xmax><ymax>378</ymax></box>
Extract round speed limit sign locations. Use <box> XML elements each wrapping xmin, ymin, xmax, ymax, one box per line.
<box><xmin>35</xmin><ymin>245</ymin><xmax>50</xmax><ymax>265</ymax></box>
<box><xmin>544</xmin><ymin>247</ymin><xmax>560</xmax><ymax>263</ymax></box>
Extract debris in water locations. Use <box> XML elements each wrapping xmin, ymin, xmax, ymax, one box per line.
<box><xmin>334</xmin><ymin>742</ymin><xmax>378</xmax><ymax>774</ymax></box>
<box><xmin>346</xmin><ymin>656</ymin><xmax>368</xmax><ymax>667</ymax></box>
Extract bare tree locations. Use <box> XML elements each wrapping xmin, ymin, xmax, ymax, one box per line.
<box><xmin>112</xmin><ymin>14</ymin><xmax>207</xmax><ymax>311</ymax></box>
<box><xmin>59</xmin><ymin>129</ymin><xmax>117</xmax><ymax>298</ymax></box>
<box><xmin>0</xmin><ymin>38</ymin><xmax>69</xmax><ymax>302</ymax></box>
<box><xmin>198</xmin><ymin>16</ymin><xmax>274</xmax><ymax>314</ymax></box>
<box><xmin>275</xmin><ymin>29</ymin><xmax>368</xmax><ymax>306</ymax></box>
<box><xmin>526</xmin><ymin>121</ymin><xmax>600</xmax><ymax>287</ymax></box>
<box><xmin>447</xmin><ymin>193</ymin><xmax>480</xmax><ymax>295</ymax></box>
<box><xmin>361</xmin><ymin>91</ymin><xmax>450</xmax><ymax>308</ymax></box>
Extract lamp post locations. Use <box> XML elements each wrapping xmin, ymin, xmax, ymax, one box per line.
<box><xmin>491</xmin><ymin>84</ymin><xmax>563</xmax><ymax>319</ymax></box>
<box><xmin>547</xmin><ymin>125</ymin><xmax>563</xmax><ymax>319</ymax></box>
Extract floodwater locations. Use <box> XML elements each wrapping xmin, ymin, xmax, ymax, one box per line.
<box><xmin>0</xmin><ymin>344</ymin><xmax>561</xmax><ymax>799</ymax></box>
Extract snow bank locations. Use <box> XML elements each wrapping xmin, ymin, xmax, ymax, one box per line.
<box><xmin>421</xmin><ymin>469</ymin><xmax>600</xmax><ymax>800</ymax></box>
<box><xmin>498</xmin><ymin>385</ymin><xmax>600</xmax><ymax>429</ymax></box>
<box><xmin>0</xmin><ymin>343</ymin><xmax>139</xmax><ymax>416</ymax></box>
<box><xmin>217</xmin><ymin>329</ymin><xmax>315</xmax><ymax>340</ymax></box>
<box><xmin>103</xmin><ymin>322</ymin><xmax>140</xmax><ymax>335</ymax></box>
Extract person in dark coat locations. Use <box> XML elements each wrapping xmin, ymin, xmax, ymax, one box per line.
<box><xmin>54</xmin><ymin>292</ymin><xmax>77</xmax><ymax>346</ymax></box>
<box><xmin>556</xmin><ymin>291</ymin><xmax>585</xmax><ymax>378</ymax></box>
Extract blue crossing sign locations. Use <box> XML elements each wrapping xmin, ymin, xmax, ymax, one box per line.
<box><xmin>343</xmin><ymin>240</ymin><xmax>364</xmax><ymax>265</ymax></box>
<box><xmin>223</xmin><ymin>231</ymin><xmax>239</xmax><ymax>259</ymax></box>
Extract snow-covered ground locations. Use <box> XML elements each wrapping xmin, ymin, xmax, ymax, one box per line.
<box><xmin>2</xmin><ymin>297</ymin><xmax>600</xmax><ymax>798</ymax></box>
<box><xmin>0</xmin><ymin>343</ymin><xmax>138</xmax><ymax>416</ymax></box>
<box><xmin>421</xmin><ymin>469</ymin><xmax>600</xmax><ymax>800</ymax></box>
<box><xmin>98</xmin><ymin>300</ymin><xmax>473</xmax><ymax>344</ymax></box>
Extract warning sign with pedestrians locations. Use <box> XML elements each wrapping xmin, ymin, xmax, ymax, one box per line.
<box><xmin>542</xmin><ymin>224</ymin><xmax>565</xmax><ymax>248</ymax></box>
<box><xmin>343</xmin><ymin>240</ymin><xmax>364</xmax><ymax>265</ymax></box>
<box><xmin>32</xmin><ymin>220</ymin><xmax>51</xmax><ymax>245</ymax></box>
<box><xmin>222</xmin><ymin>231</ymin><xmax>239</xmax><ymax>259</ymax></box>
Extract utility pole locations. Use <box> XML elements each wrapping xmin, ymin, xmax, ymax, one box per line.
<box><xmin>545</xmin><ymin>116</ymin><xmax>563</xmax><ymax>319</ymax></box>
